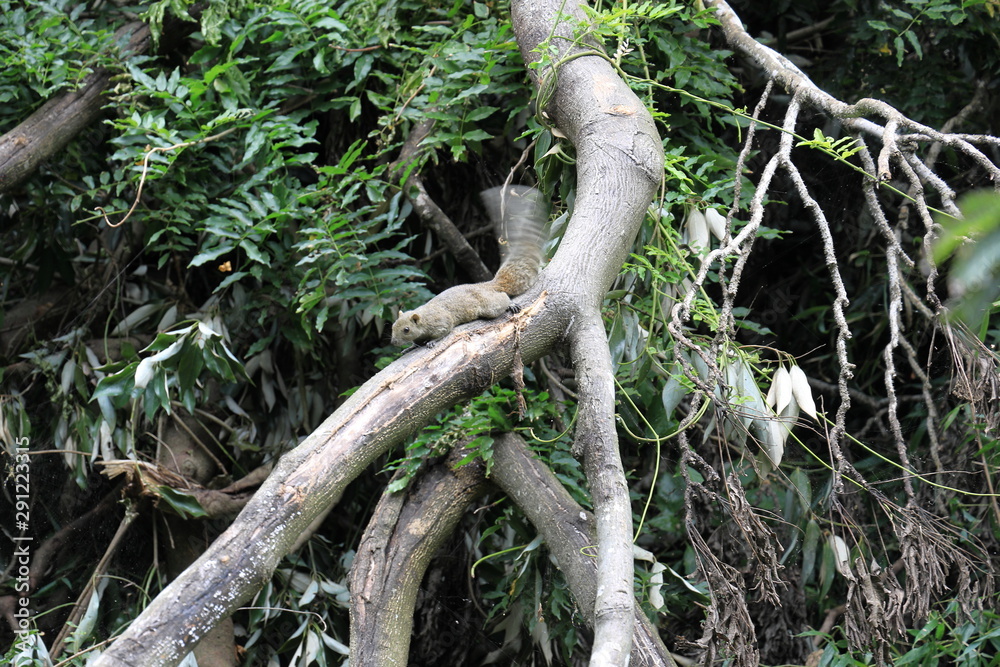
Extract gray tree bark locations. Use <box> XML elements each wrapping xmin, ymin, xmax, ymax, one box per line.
<box><xmin>490</xmin><ymin>433</ymin><xmax>679</xmax><ymax>667</ymax></box>
<box><xmin>349</xmin><ymin>444</ymin><xmax>489</xmax><ymax>667</ymax></box>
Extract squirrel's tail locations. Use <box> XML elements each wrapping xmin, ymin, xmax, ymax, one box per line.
<box><xmin>481</xmin><ymin>185</ymin><xmax>549</xmax><ymax>296</ymax></box>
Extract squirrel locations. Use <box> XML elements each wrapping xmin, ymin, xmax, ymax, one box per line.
<box><xmin>391</xmin><ymin>185</ymin><xmax>549</xmax><ymax>346</ymax></box>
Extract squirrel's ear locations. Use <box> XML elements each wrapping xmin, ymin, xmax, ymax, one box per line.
<box><xmin>409</xmin><ymin>313</ymin><xmax>421</xmax><ymax>324</ymax></box>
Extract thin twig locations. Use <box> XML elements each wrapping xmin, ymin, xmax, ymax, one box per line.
<box><xmin>97</xmin><ymin>126</ymin><xmax>240</xmax><ymax>228</ymax></box>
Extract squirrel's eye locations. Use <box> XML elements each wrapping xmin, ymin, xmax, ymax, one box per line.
<box><xmin>403</xmin><ymin>327</ymin><xmax>410</xmax><ymax>334</ymax></box>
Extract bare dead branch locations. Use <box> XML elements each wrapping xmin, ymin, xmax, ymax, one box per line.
<box><xmin>705</xmin><ymin>0</ymin><xmax>1000</xmax><ymax>200</ymax></box>
<box><xmin>661</xmin><ymin>4</ymin><xmax>1000</xmax><ymax>661</ymax></box>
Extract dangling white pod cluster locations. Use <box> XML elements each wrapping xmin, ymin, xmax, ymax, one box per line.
<box><xmin>765</xmin><ymin>363</ymin><xmax>819</xmax><ymax>454</ymax></box>
<box><xmin>660</xmin><ymin>348</ymin><xmax>819</xmax><ymax>470</ymax></box>
<box><xmin>683</xmin><ymin>206</ymin><xmax>728</xmax><ymax>253</ymax></box>
<box><xmin>712</xmin><ymin>354</ymin><xmax>785</xmax><ymax>467</ymax></box>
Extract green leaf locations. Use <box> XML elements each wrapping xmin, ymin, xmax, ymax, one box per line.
<box><xmin>789</xmin><ymin>467</ymin><xmax>812</xmax><ymax>513</ymax></box>
<box><xmin>903</xmin><ymin>30</ymin><xmax>923</xmax><ymax>59</ymax></box>
<box><xmin>156</xmin><ymin>486</ymin><xmax>209</xmax><ymax>518</ymax></box>
<box><xmin>802</xmin><ymin>519</ymin><xmax>821</xmax><ymax>584</ymax></box>
<box><xmin>459</xmin><ymin>128</ymin><xmax>492</xmax><ymax>142</ymax></box>
<box><xmin>240</xmin><ymin>238</ymin><xmax>271</xmax><ymax>266</ymax></box>
<box><xmin>464</xmin><ymin>106</ymin><xmax>498</xmax><ymax>122</ymax></box>
<box><xmin>176</xmin><ymin>341</ymin><xmax>205</xmax><ymax>394</ymax></box>
<box><xmin>92</xmin><ymin>364</ymin><xmax>137</xmax><ymax>402</ymax></box>
<box><xmin>191</xmin><ymin>243</ymin><xmax>235</xmax><ymax>267</ymax></box>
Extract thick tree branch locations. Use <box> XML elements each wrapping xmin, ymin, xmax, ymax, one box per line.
<box><xmin>491</xmin><ymin>433</ymin><xmax>678</xmax><ymax>667</ymax></box>
<box><xmin>0</xmin><ymin>22</ymin><xmax>150</xmax><ymax>193</ymax></box>
<box><xmin>351</xmin><ymin>433</ymin><xmax>678</xmax><ymax>666</ymax></box>
<box><xmin>349</xmin><ymin>444</ymin><xmax>488</xmax><ymax>667</ymax></box>
<box><xmin>569</xmin><ymin>309</ymin><xmax>636</xmax><ymax>665</ymax></box>
<box><xmin>510</xmin><ymin>1</ymin><xmax>663</xmax><ymax>663</ymax></box>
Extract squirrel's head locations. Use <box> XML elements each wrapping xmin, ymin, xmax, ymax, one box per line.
<box><xmin>390</xmin><ymin>311</ymin><xmax>421</xmax><ymax>346</ymax></box>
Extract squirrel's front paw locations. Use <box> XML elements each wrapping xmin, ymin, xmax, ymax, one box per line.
<box><xmin>398</xmin><ymin>340</ymin><xmax>434</xmax><ymax>354</ymax></box>
<box><xmin>507</xmin><ymin>303</ymin><xmax>522</xmax><ymax>314</ymax></box>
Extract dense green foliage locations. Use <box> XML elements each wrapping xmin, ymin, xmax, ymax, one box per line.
<box><xmin>1</xmin><ymin>0</ymin><xmax>998</xmax><ymax>665</ymax></box>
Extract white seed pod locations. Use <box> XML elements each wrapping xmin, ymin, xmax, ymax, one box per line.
<box><xmin>633</xmin><ymin>545</ymin><xmax>667</xmax><ymax>610</ymax></box>
<box><xmin>731</xmin><ymin>358</ymin><xmax>784</xmax><ymax>463</ymax></box>
<box><xmin>734</xmin><ymin>358</ymin><xmax>768</xmax><ymax>423</ymax></box>
<box><xmin>703</xmin><ymin>207</ymin><xmax>728</xmax><ymax>240</ymax></box>
<box><xmin>829</xmin><ymin>534</ymin><xmax>851</xmax><ymax>576</ymax></box>
<box><xmin>766</xmin><ymin>366</ymin><xmax>793</xmax><ymax>414</ymax></box>
<box><xmin>133</xmin><ymin>357</ymin><xmax>156</xmax><ymax>389</ymax></box>
<box><xmin>684</xmin><ymin>208</ymin><xmax>710</xmax><ymax>252</ymax></box>
<box><xmin>778</xmin><ymin>396</ymin><xmax>800</xmax><ymax>446</ymax></box>
<box><xmin>63</xmin><ymin>435</ymin><xmax>76</xmax><ymax>469</ymax></box>
<box><xmin>789</xmin><ymin>365</ymin><xmax>818</xmax><ymax>420</ymax></box>
<box><xmin>751</xmin><ymin>416</ymin><xmax>784</xmax><ymax>466</ymax></box>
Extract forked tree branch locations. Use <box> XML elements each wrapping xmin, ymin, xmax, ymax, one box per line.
<box><xmin>490</xmin><ymin>433</ymin><xmax>678</xmax><ymax>666</ymax></box>
<box><xmin>510</xmin><ymin>0</ymin><xmax>664</xmax><ymax>662</ymax></box>
<box><xmin>350</xmin><ymin>434</ymin><xmax>680</xmax><ymax>666</ymax></box>
<box><xmin>90</xmin><ymin>0</ymin><xmax>662</xmax><ymax>662</ymax></box>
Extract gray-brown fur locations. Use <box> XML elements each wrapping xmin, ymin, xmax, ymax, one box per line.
<box><xmin>391</xmin><ymin>185</ymin><xmax>549</xmax><ymax>346</ymax></box>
